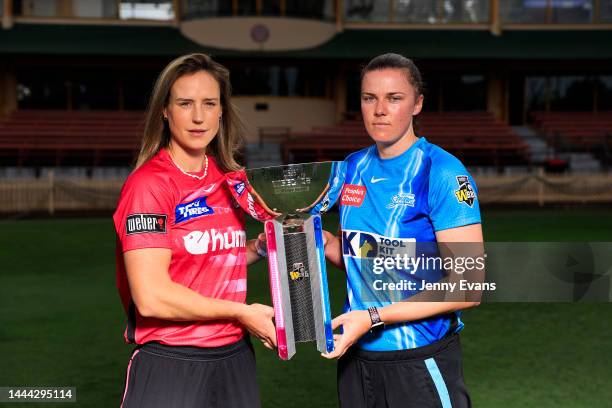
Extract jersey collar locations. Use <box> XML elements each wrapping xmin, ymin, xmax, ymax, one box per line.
<box><xmin>374</xmin><ymin>137</ymin><xmax>426</xmax><ymax>164</ymax></box>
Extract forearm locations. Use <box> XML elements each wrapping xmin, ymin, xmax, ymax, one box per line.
<box><xmin>125</xmin><ymin>248</ymin><xmax>253</xmax><ymax>322</ymax></box>
<box><xmin>378</xmin><ymin>301</ymin><xmax>479</xmax><ymax>325</ymax></box>
<box><xmin>324</xmin><ymin>234</ymin><xmax>345</xmax><ymax>270</ymax></box>
<box><xmin>137</xmin><ymin>279</ymin><xmax>247</xmax><ymax>321</ymax></box>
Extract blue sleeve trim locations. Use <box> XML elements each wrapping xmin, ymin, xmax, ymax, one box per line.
<box><xmin>433</xmin><ymin>217</ymin><xmax>481</xmax><ymax>232</ymax></box>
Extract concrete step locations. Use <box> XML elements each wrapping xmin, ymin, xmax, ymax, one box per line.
<box><xmin>512</xmin><ymin>126</ymin><xmax>553</xmax><ymax>162</ymax></box>
<box><xmin>569</xmin><ymin>152</ymin><xmax>597</xmax><ymax>161</ymax></box>
<box><xmin>568</xmin><ymin>153</ymin><xmax>602</xmax><ymax>172</ymax></box>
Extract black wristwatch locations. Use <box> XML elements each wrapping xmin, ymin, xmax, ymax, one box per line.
<box><xmin>367</xmin><ymin>306</ymin><xmax>385</xmax><ymax>333</ymax></box>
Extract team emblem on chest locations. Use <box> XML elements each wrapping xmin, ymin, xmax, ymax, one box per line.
<box><xmin>386</xmin><ymin>192</ymin><xmax>416</xmax><ymax>209</ymax></box>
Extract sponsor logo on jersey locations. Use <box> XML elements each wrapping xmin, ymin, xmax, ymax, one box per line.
<box><xmin>200</xmin><ymin>183</ymin><xmax>217</xmax><ymax>194</ymax></box>
<box><xmin>342</xmin><ymin>229</ymin><xmax>415</xmax><ymax>258</ymax></box>
<box><xmin>246</xmin><ymin>193</ymin><xmax>259</xmax><ymax>218</ymax></box>
<box><xmin>183</xmin><ymin>228</ymin><xmax>247</xmax><ymax>255</ymax></box>
<box><xmin>126</xmin><ymin>213</ymin><xmax>167</xmax><ymax>235</ymax></box>
<box><xmin>233</xmin><ymin>182</ymin><xmax>246</xmax><ymax>196</ymax></box>
<box><xmin>454</xmin><ymin>175</ymin><xmax>476</xmax><ymax>207</ymax></box>
<box><xmin>289</xmin><ymin>262</ymin><xmax>309</xmax><ymax>281</ymax></box>
<box><xmin>175</xmin><ymin>196</ymin><xmax>214</xmax><ymax>223</ymax></box>
<box><xmin>370</xmin><ymin>176</ymin><xmax>387</xmax><ymax>184</ymax></box>
<box><xmin>183</xmin><ymin>184</ymin><xmax>217</xmax><ymax>203</ymax></box>
<box><xmin>341</xmin><ymin>184</ymin><xmax>366</xmax><ymax>207</ymax></box>
<box><xmin>386</xmin><ymin>192</ymin><xmax>416</xmax><ymax>209</ymax></box>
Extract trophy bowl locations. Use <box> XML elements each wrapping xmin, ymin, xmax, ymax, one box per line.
<box><xmin>246</xmin><ymin>161</ymin><xmax>337</xmax><ymax>217</ymax></box>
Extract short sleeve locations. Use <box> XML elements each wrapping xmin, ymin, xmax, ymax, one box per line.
<box><xmin>308</xmin><ymin>160</ymin><xmax>347</xmax><ymax>214</ymax></box>
<box><xmin>225</xmin><ymin>169</ymin><xmax>275</xmax><ymax>221</ymax></box>
<box><xmin>428</xmin><ymin>156</ymin><xmax>481</xmax><ymax>232</ymax></box>
<box><xmin>113</xmin><ymin>174</ymin><xmax>174</xmax><ymax>252</ymax></box>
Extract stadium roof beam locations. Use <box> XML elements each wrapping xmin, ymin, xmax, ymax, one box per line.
<box><xmin>4</xmin><ymin>24</ymin><xmax>612</xmax><ymax>61</ymax></box>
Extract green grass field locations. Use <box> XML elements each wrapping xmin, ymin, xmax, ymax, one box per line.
<box><xmin>1</xmin><ymin>209</ymin><xmax>611</xmax><ymax>407</ymax></box>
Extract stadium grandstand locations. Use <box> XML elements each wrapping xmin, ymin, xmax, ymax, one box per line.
<box><xmin>1</xmin><ymin>0</ymin><xmax>612</xmax><ymax>212</ymax></box>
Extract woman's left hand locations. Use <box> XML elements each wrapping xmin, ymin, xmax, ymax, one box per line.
<box><xmin>255</xmin><ymin>233</ymin><xmax>267</xmax><ymax>255</ymax></box>
<box><xmin>246</xmin><ymin>233</ymin><xmax>268</xmax><ymax>265</ymax></box>
<box><xmin>321</xmin><ymin>310</ymin><xmax>371</xmax><ymax>359</ymax></box>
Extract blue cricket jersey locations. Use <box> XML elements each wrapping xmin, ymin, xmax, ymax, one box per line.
<box><xmin>324</xmin><ymin>137</ymin><xmax>481</xmax><ymax>351</ymax></box>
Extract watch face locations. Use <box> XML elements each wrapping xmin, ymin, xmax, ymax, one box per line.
<box><xmin>369</xmin><ymin>322</ymin><xmax>385</xmax><ymax>333</ymax></box>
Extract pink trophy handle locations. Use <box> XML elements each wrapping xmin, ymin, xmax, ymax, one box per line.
<box><xmin>265</xmin><ymin>221</ymin><xmax>288</xmax><ymax>360</ymax></box>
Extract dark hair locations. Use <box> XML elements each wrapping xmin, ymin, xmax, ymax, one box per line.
<box><xmin>361</xmin><ymin>53</ymin><xmax>424</xmax><ymax>96</ymax></box>
<box><xmin>137</xmin><ymin>53</ymin><xmax>244</xmax><ymax>171</ymax></box>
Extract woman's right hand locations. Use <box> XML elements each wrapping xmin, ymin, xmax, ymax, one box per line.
<box><xmin>238</xmin><ymin>303</ymin><xmax>277</xmax><ymax>350</ymax></box>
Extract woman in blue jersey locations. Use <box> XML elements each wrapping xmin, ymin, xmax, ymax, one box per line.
<box><xmin>322</xmin><ymin>53</ymin><xmax>483</xmax><ymax>408</ymax></box>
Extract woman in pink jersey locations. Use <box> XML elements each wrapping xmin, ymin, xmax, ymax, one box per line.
<box><xmin>114</xmin><ymin>53</ymin><xmax>275</xmax><ymax>408</ymax></box>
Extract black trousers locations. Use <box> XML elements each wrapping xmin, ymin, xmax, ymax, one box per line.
<box><xmin>121</xmin><ymin>338</ymin><xmax>260</xmax><ymax>408</ymax></box>
<box><xmin>338</xmin><ymin>334</ymin><xmax>471</xmax><ymax>408</ymax></box>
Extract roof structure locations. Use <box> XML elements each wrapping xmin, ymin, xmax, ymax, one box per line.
<box><xmin>1</xmin><ymin>23</ymin><xmax>612</xmax><ymax>60</ymax></box>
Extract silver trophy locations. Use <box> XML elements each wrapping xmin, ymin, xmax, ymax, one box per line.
<box><xmin>246</xmin><ymin>162</ymin><xmax>344</xmax><ymax>360</ymax></box>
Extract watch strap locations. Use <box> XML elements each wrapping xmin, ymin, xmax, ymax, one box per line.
<box><xmin>368</xmin><ymin>306</ymin><xmax>382</xmax><ymax>326</ymax></box>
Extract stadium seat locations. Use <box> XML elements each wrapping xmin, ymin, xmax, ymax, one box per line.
<box><xmin>530</xmin><ymin>111</ymin><xmax>612</xmax><ymax>165</ymax></box>
<box><xmin>284</xmin><ymin>111</ymin><xmax>530</xmax><ymax>168</ymax></box>
<box><xmin>0</xmin><ymin>110</ymin><xmax>143</xmax><ymax>166</ymax></box>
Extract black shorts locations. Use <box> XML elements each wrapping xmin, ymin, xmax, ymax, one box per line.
<box><xmin>337</xmin><ymin>334</ymin><xmax>470</xmax><ymax>408</ymax></box>
<box><xmin>121</xmin><ymin>337</ymin><xmax>260</xmax><ymax>408</ymax></box>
